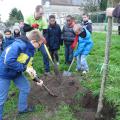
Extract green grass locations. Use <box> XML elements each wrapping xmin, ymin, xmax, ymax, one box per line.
<box><xmin>3</xmin><ymin>32</ymin><xmax>120</xmax><ymax>120</ymax></box>
<box><xmin>81</xmin><ymin>32</ymin><xmax>120</xmax><ymax>120</ymax></box>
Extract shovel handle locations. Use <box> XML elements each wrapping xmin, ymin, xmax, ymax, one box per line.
<box><xmin>44</xmin><ymin>44</ymin><xmax>54</xmax><ymax>65</ymax></box>
<box><xmin>68</xmin><ymin>57</ymin><xmax>75</xmax><ymax>72</ymax></box>
<box><xmin>33</xmin><ymin>77</ymin><xmax>57</xmax><ymax>97</ymax></box>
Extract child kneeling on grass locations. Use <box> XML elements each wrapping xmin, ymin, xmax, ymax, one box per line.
<box><xmin>0</xmin><ymin>30</ymin><xmax>44</xmax><ymax>120</ymax></box>
<box><xmin>73</xmin><ymin>24</ymin><xmax>93</xmax><ymax>74</ymax></box>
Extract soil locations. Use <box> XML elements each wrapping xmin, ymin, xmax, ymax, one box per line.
<box><xmin>28</xmin><ymin>74</ymin><xmax>116</xmax><ymax>120</ymax></box>
<box><xmin>28</xmin><ymin>75</ymin><xmax>84</xmax><ymax>111</ymax></box>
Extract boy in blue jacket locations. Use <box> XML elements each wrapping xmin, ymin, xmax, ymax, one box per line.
<box><xmin>46</xmin><ymin>15</ymin><xmax>62</xmax><ymax>65</ymax></box>
<box><xmin>73</xmin><ymin>24</ymin><xmax>93</xmax><ymax>74</ymax></box>
<box><xmin>0</xmin><ymin>30</ymin><xmax>43</xmax><ymax>120</ymax></box>
<box><xmin>2</xmin><ymin>29</ymin><xmax>15</xmax><ymax>50</ymax></box>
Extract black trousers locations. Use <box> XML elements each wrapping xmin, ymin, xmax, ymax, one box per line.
<box><xmin>50</xmin><ymin>50</ymin><xmax>59</xmax><ymax>62</ymax></box>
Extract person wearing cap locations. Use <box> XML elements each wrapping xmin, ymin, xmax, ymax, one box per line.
<box><xmin>2</xmin><ymin>29</ymin><xmax>15</xmax><ymax>50</ymax></box>
<box><xmin>26</xmin><ymin>5</ymin><xmax>50</xmax><ymax>75</ymax></box>
<box><xmin>13</xmin><ymin>23</ymin><xmax>21</xmax><ymax>38</ymax></box>
<box><xmin>0</xmin><ymin>30</ymin><xmax>44</xmax><ymax>120</ymax></box>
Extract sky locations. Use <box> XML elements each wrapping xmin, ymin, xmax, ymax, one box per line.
<box><xmin>0</xmin><ymin>0</ymin><xmax>42</xmax><ymax>21</ymax></box>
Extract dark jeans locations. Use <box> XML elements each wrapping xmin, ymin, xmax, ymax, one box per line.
<box><xmin>38</xmin><ymin>43</ymin><xmax>50</xmax><ymax>72</ymax></box>
<box><xmin>50</xmin><ymin>50</ymin><xmax>59</xmax><ymax>63</ymax></box>
<box><xmin>65</xmin><ymin>44</ymin><xmax>73</xmax><ymax>64</ymax></box>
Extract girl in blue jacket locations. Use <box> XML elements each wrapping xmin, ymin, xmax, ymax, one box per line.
<box><xmin>73</xmin><ymin>24</ymin><xmax>93</xmax><ymax>74</ymax></box>
<box><xmin>0</xmin><ymin>30</ymin><xmax>43</xmax><ymax>120</ymax></box>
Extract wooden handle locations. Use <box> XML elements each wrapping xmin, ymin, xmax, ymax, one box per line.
<box><xmin>68</xmin><ymin>57</ymin><xmax>75</xmax><ymax>72</ymax></box>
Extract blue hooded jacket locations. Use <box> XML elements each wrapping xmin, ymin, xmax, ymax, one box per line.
<box><xmin>0</xmin><ymin>36</ymin><xmax>35</xmax><ymax>79</ymax></box>
<box><xmin>2</xmin><ymin>37</ymin><xmax>15</xmax><ymax>50</ymax></box>
<box><xmin>74</xmin><ymin>28</ymin><xmax>93</xmax><ymax>57</ymax></box>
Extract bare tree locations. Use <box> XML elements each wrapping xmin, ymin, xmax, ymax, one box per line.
<box><xmin>80</xmin><ymin>0</ymin><xmax>101</xmax><ymax>12</ymax></box>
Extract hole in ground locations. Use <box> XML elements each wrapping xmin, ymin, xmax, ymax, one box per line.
<box><xmin>70</xmin><ymin>91</ymin><xmax>116</xmax><ymax>120</ymax></box>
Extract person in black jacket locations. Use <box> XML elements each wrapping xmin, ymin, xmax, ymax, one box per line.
<box><xmin>46</xmin><ymin>15</ymin><xmax>62</xmax><ymax>65</ymax></box>
<box><xmin>82</xmin><ymin>13</ymin><xmax>92</xmax><ymax>34</ymax></box>
<box><xmin>62</xmin><ymin>15</ymin><xmax>75</xmax><ymax>64</ymax></box>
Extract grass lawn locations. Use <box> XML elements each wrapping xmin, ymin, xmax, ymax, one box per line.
<box><xmin>3</xmin><ymin>32</ymin><xmax>120</xmax><ymax>120</ymax></box>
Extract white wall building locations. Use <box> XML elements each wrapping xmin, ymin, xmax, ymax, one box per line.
<box><xmin>42</xmin><ymin>0</ymin><xmax>83</xmax><ymax>26</ymax></box>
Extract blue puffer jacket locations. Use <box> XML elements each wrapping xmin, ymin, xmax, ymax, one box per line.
<box><xmin>74</xmin><ymin>29</ymin><xmax>93</xmax><ymax>57</ymax></box>
<box><xmin>0</xmin><ymin>36</ymin><xmax>35</xmax><ymax>79</ymax></box>
<box><xmin>46</xmin><ymin>23</ymin><xmax>61</xmax><ymax>51</ymax></box>
<box><xmin>2</xmin><ymin>37</ymin><xmax>15</xmax><ymax>50</ymax></box>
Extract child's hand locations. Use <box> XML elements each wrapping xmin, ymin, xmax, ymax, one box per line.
<box><xmin>0</xmin><ymin>41</ymin><xmax>2</xmax><ymax>45</ymax></box>
<box><xmin>36</xmin><ymin>79</ymin><xmax>43</xmax><ymax>87</ymax></box>
<box><xmin>26</xmin><ymin>67</ymin><xmax>37</xmax><ymax>79</ymax></box>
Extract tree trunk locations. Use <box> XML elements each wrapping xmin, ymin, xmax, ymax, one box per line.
<box><xmin>95</xmin><ymin>15</ymin><xmax>113</xmax><ymax>120</ymax></box>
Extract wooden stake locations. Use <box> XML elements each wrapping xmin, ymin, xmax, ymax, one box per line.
<box><xmin>95</xmin><ymin>16</ymin><xmax>113</xmax><ymax>119</ymax></box>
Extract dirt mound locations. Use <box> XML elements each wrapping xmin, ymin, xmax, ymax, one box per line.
<box><xmin>28</xmin><ymin>75</ymin><xmax>85</xmax><ymax>111</ymax></box>
<box><xmin>28</xmin><ymin>75</ymin><xmax>115</xmax><ymax>120</ymax></box>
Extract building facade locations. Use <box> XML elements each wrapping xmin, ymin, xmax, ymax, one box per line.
<box><xmin>42</xmin><ymin>0</ymin><xmax>82</xmax><ymax>25</ymax></box>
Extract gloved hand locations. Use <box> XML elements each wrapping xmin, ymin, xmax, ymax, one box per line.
<box><xmin>26</xmin><ymin>67</ymin><xmax>37</xmax><ymax>79</ymax></box>
<box><xmin>36</xmin><ymin>79</ymin><xmax>43</xmax><ymax>87</ymax></box>
<box><xmin>31</xmin><ymin>23</ymin><xmax>39</xmax><ymax>29</ymax></box>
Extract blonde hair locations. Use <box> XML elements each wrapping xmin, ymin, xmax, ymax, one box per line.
<box><xmin>27</xmin><ymin>30</ymin><xmax>44</xmax><ymax>41</ymax></box>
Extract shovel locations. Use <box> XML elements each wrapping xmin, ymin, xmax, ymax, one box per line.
<box><xmin>63</xmin><ymin>57</ymin><xmax>75</xmax><ymax>77</ymax></box>
<box><xmin>33</xmin><ymin>77</ymin><xmax>58</xmax><ymax>97</ymax></box>
<box><xmin>44</xmin><ymin>44</ymin><xmax>62</xmax><ymax>82</ymax></box>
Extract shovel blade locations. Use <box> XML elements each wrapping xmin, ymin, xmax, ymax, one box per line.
<box><xmin>63</xmin><ymin>71</ymin><xmax>72</xmax><ymax>77</ymax></box>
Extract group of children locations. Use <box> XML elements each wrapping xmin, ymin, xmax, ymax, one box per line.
<box><xmin>46</xmin><ymin>13</ymin><xmax>93</xmax><ymax>74</ymax></box>
<box><xmin>0</xmin><ymin>23</ymin><xmax>21</xmax><ymax>54</ymax></box>
<box><xmin>0</xmin><ymin>13</ymin><xmax>93</xmax><ymax>74</ymax></box>
<box><xmin>0</xmin><ymin>5</ymin><xmax>94</xmax><ymax>119</ymax></box>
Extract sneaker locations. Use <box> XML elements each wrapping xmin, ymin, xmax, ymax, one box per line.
<box><xmin>56</xmin><ymin>62</ymin><xmax>60</xmax><ymax>66</ymax></box>
<box><xmin>18</xmin><ymin>106</ymin><xmax>35</xmax><ymax>114</ymax></box>
<box><xmin>44</xmin><ymin>72</ymin><xmax>51</xmax><ymax>76</ymax></box>
<box><xmin>82</xmin><ymin>70</ymin><xmax>88</xmax><ymax>74</ymax></box>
